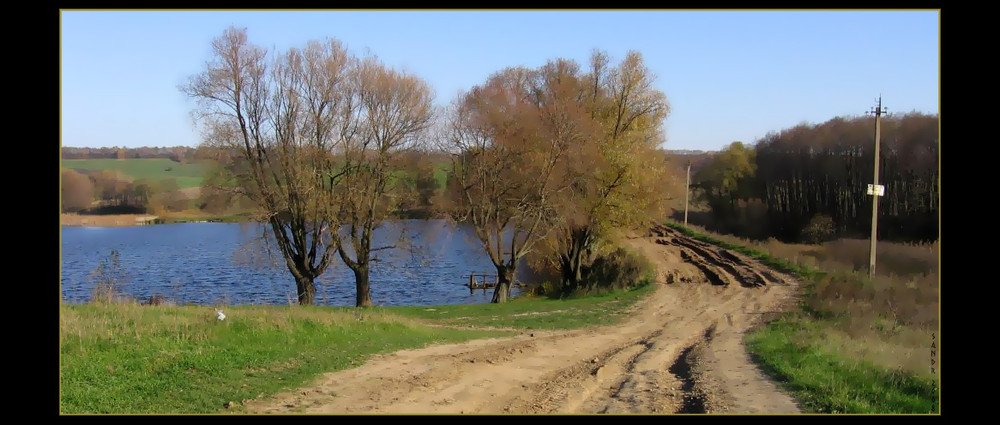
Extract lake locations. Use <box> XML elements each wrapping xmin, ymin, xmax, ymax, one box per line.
<box><xmin>60</xmin><ymin>220</ymin><xmax>528</xmax><ymax>306</ymax></box>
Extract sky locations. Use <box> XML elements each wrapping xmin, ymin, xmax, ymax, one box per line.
<box><xmin>60</xmin><ymin>9</ymin><xmax>939</xmax><ymax>152</ymax></box>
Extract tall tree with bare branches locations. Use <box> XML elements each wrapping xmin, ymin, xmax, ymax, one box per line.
<box><xmin>332</xmin><ymin>56</ymin><xmax>434</xmax><ymax>307</ymax></box>
<box><xmin>182</xmin><ymin>27</ymin><xmax>352</xmax><ymax>305</ymax></box>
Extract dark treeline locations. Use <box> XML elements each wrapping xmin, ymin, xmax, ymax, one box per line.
<box><xmin>694</xmin><ymin>112</ymin><xmax>938</xmax><ymax>243</ymax></box>
<box><xmin>61</xmin><ymin>146</ymin><xmax>200</xmax><ymax>162</ymax></box>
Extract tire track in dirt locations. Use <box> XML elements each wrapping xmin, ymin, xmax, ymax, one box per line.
<box><xmin>654</xmin><ymin>224</ymin><xmax>794</xmax><ymax>288</ymax></box>
<box><xmin>242</xmin><ymin>224</ymin><xmax>802</xmax><ymax>415</ymax></box>
<box><xmin>669</xmin><ymin>325</ymin><xmax>715</xmax><ymax>414</ymax></box>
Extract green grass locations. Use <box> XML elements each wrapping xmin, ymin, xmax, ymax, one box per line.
<box><xmin>60</xmin><ymin>282</ymin><xmax>655</xmax><ymax>414</ymax></box>
<box><xmin>665</xmin><ymin>219</ymin><xmax>939</xmax><ymax>414</ymax></box>
<box><xmin>389</xmin><ymin>161</ymin><xmax>449</xmax><ymax>189</ymax></box>
<box><xmin>390</xmin><ymin>280</ymin><xmax>655</xmax><ymax>330</ymax></box>
<box><xmin>60</xmin><ymin>304</ymin><xmax>505</xmax><ymax>414</ymax></box>
<box><xmin>164</xmin><ymin>212</ymin><xmax>254</xmax><ymax>224</ymax></box>
<box><xmin>433</xmin><ymin>161</ymin><xmax>449</xmax><ymax>189</ymax></box>
<box><xmin>746</xmin><ymin>317</ymin><xmax>938</xmax><ymax>413</ymax></box>
<box><xmin>61</xmin><ymin>159</ymin><xmax>205</xmax><ymax>189</ymax></box>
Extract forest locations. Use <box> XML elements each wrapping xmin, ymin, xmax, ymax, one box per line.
<box><xmin>691</xmin><ymin>113</ymin><xmax>939</xmax><ymax>243</ymax></box>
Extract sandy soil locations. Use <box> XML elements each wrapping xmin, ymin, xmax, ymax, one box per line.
<box><xmin>242</xmin><ymin>223</ymin><xmax>803</xmax><ymax>414</ymax></box>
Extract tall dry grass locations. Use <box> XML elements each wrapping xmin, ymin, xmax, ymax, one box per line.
<box><xmin>681</xmin><ymin>222</ymin><xmax>937</xmax><ymax>278</ymax></box>
<box><xmin>679</xmin><ymin>222</ymin><xmax>939</xmax><ymax>379</ymax></box>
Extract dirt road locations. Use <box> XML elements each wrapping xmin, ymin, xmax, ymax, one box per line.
<box><xmin>244</xmin><ymin>223</ymin><xmax>803</xmax><ymax>414</ymax></box>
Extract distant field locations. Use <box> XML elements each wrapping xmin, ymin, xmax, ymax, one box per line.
<box><xmin>62</xmin><ymin>158</ymin><xmax>446</xmax><ymax>191</ymax></box>
<box><xmin>61</xmin><ymin>159</ymin><xmax>205</xmax><ymax>189</ymax></box>
<box><xmin>433</xmin><ymin>162</ymin><xmax>448</xmax><ymax>189</ymax></box>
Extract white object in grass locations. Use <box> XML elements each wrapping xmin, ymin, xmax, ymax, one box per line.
<box><xmin>216</xmin><ymin>309</ymin><xmax>226</xmax><ymax>321</ymax></box>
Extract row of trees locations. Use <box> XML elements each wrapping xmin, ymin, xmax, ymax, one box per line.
<box><xmin>184</xmin><ymin>28</ymin><xmax>433</xmax><ymax>306</ymax></box>
<box><xmin>693</xmin><ymin>113</ymin><xmax>939</xmax><ymax>243</ymax></box>
<box><xmin>61</xmin><ymin>168</ymin><xmax>190</xmax><ymax>214</ymax></box>
<box><xmin>184</xmin><ymin>27</ymin><xmax>670</xmax><ymax>306</ymax></box>
<box><xmin>61</xmin><ymin>146</ymin><xmax>199</xmax><ymax>162</ymax></box>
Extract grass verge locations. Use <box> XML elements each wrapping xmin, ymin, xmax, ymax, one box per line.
<box><xmin>746</xmin><ymin>315</ymin><xmax>938</xmax><ymax>413</ymax></box>
<box><xmin>389</xmin><ymin>280</ymin><xmax>655</xmax><ymax>330</ymax></box>
<box><xmin>665</xmin><ymin>220</ymin><xmax>939</xmax><ymax>414</ymax></box>
<box><xmin>60</xmin><ymin>281</ymin><xmax>655</xmax><ymax>414</ymax></box>
<box><xmin>59</xmin><ymin>304</ymin><xmax>502</xmax><ymax>414</ymax></box>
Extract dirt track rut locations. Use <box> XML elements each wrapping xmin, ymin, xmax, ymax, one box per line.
<box><xmin>243</xmin><ymin>223</ymin><xmax>802</xmax><ymax>414</ymax></box>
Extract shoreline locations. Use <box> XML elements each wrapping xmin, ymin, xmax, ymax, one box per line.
<box><xmin>61</xmin><ymin>213</ymin><xmax>161</xmax><ymax>227</ymax></box>
<box><xmin>60</xmin><ymin>210</ymin><xmax>449</xmax><ymax>227</ymax></box>
<box><xmin>60</xmin><ymin>212</ymin><xmax>248</xmax><ymax>227</ymax></box>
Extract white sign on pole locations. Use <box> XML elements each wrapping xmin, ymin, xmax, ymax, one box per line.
<box><xmin>867</xmin><ymin>184</ymin><xmax>885</xmax><ymax>196</ymax></box>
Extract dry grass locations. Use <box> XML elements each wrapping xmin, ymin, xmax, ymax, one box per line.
<box><xmin>679</xmin><ymin>223</ymin><xmax>938</xmax><ymax>278</ymax></box>
<box><xmin>679</xmin><ymin>222</ymin><xmax>939</xmax><ymax>379</ymax></box>
<box><xmin>60</xmin><ymin>302</ymin><xmax>211</xmax><ymax>346</ymax></box>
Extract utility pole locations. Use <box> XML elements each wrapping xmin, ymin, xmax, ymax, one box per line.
<box><xmin>867</xmin><ymin>97</ymin><xmax>887</xmax><ymax>279</ymax></box>
<box><xmin>684</xmin><ymin>160</ymin><xmax>691</xmax><ymax>226</ymax></box>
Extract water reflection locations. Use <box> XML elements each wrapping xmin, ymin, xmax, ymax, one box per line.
<box><xmin>60</xmin><ymin>220</ymin><xmax>527</xmax><ymax>306</ymax></box>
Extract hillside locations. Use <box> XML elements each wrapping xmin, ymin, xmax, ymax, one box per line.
<box><xmin>61</xmin><ymin>158</ymin><xmax>205</xmax><ymax>189</ymax></box>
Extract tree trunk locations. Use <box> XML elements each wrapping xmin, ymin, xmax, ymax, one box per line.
<box><xmin>354</xmin><ymin>265</ymin><xmax>372</xmax><ymax>307</ymax></box>
<box><xmin>559</xmin><ymin>226</ymin><xmax>592</xmax><ymax>292</ymax></box>
<box><xmin>560</xmin><ymin>256</ymin><xmax>577</xmax><ymax>292</ymax></box>
<box><xmin>560</xmin><ymin>240</ymin><xmax>584</xmax><ymax>292</ymax></box>
<box><xmin>295</xmin><ymin>274</ymin><xmax>316</xmax><ymax>305</ymax></box>
<box><xmin>491</xmin><ymin>266</ymin><xmax>515</xmax><ymax>303</ymax></box>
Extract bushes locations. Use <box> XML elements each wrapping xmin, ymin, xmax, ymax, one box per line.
<box><xmin>801</xmin><ymin>214</ymin><xmax>835</xmax><ymax>244</ymax></box>
<box><xmin>62</xmin><ymin>169</ymin><xmax>96</xmax><ymax>212</ymax></box>
<box><xmin>580</xmin><ymin>247</ymin><xmax>654</xmax><ymax>292</ymax></box>
<box><xmin>530</xmin><ymin>246</ymin><xmax>653</xmax><ymax>299</ymax></box>
<box><xmin>529</xmin><ymin>281</ymin><xmax>563</xmax><ymax>297</ymax></box>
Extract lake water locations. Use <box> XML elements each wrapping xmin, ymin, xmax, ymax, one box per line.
<box><xmin>60</xmin><ymin>220</ymin><xmax>527</xmax><ymax>306</ymax></box>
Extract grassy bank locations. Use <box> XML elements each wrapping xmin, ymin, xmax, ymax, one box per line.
<box><xmin>665</xmin><ymin>220</ymin><xmax>939</xmax><ymax>414</ymax></box>
<box><xmin>61</xmin><ymin>158</ymin><xmax>205</xmax><ymax>189</ymax></box>
<box><xmin>161</xmin><ymin>211</ymin><xmax>253</xmax><ymax>224</ymax></box>
<box><xmin>391</xmin><ymin>280</ymin><xmax>654</xmax><ymax>330</ymax></box>
<box><xmin>61</xmin><ymin>211</ymin><xmax>254</xmax><ymax>227</ymax></box>
<box><xmin>60</xmin><ymin>283</ymin><xmax>654</xmax><ymax>414</ymax></box>
<box><xmin>60</xmin><ymin>303</ymin><xmax>504</xmax><ymax>414</ymax></box>
<box><xmin>746</xmin><ymin>316</ymin><xmax>938</xmax><ymax>413</ymax></box>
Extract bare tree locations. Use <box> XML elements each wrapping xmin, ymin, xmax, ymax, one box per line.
<box><xmin>333</xmin><ymin>56</ymin><xmax>434</xmax><ymax>307</ymax></box>
<box><xmin>181</xmin><ymin>28</ymin><xmax>351</xmax><ymax>305</ymax></box>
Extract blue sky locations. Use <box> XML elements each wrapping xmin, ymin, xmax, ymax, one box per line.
<box><xmin>60</xmin><ymin>10</ymin><xmax>939</xmax><ymax>152</ymax></box>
